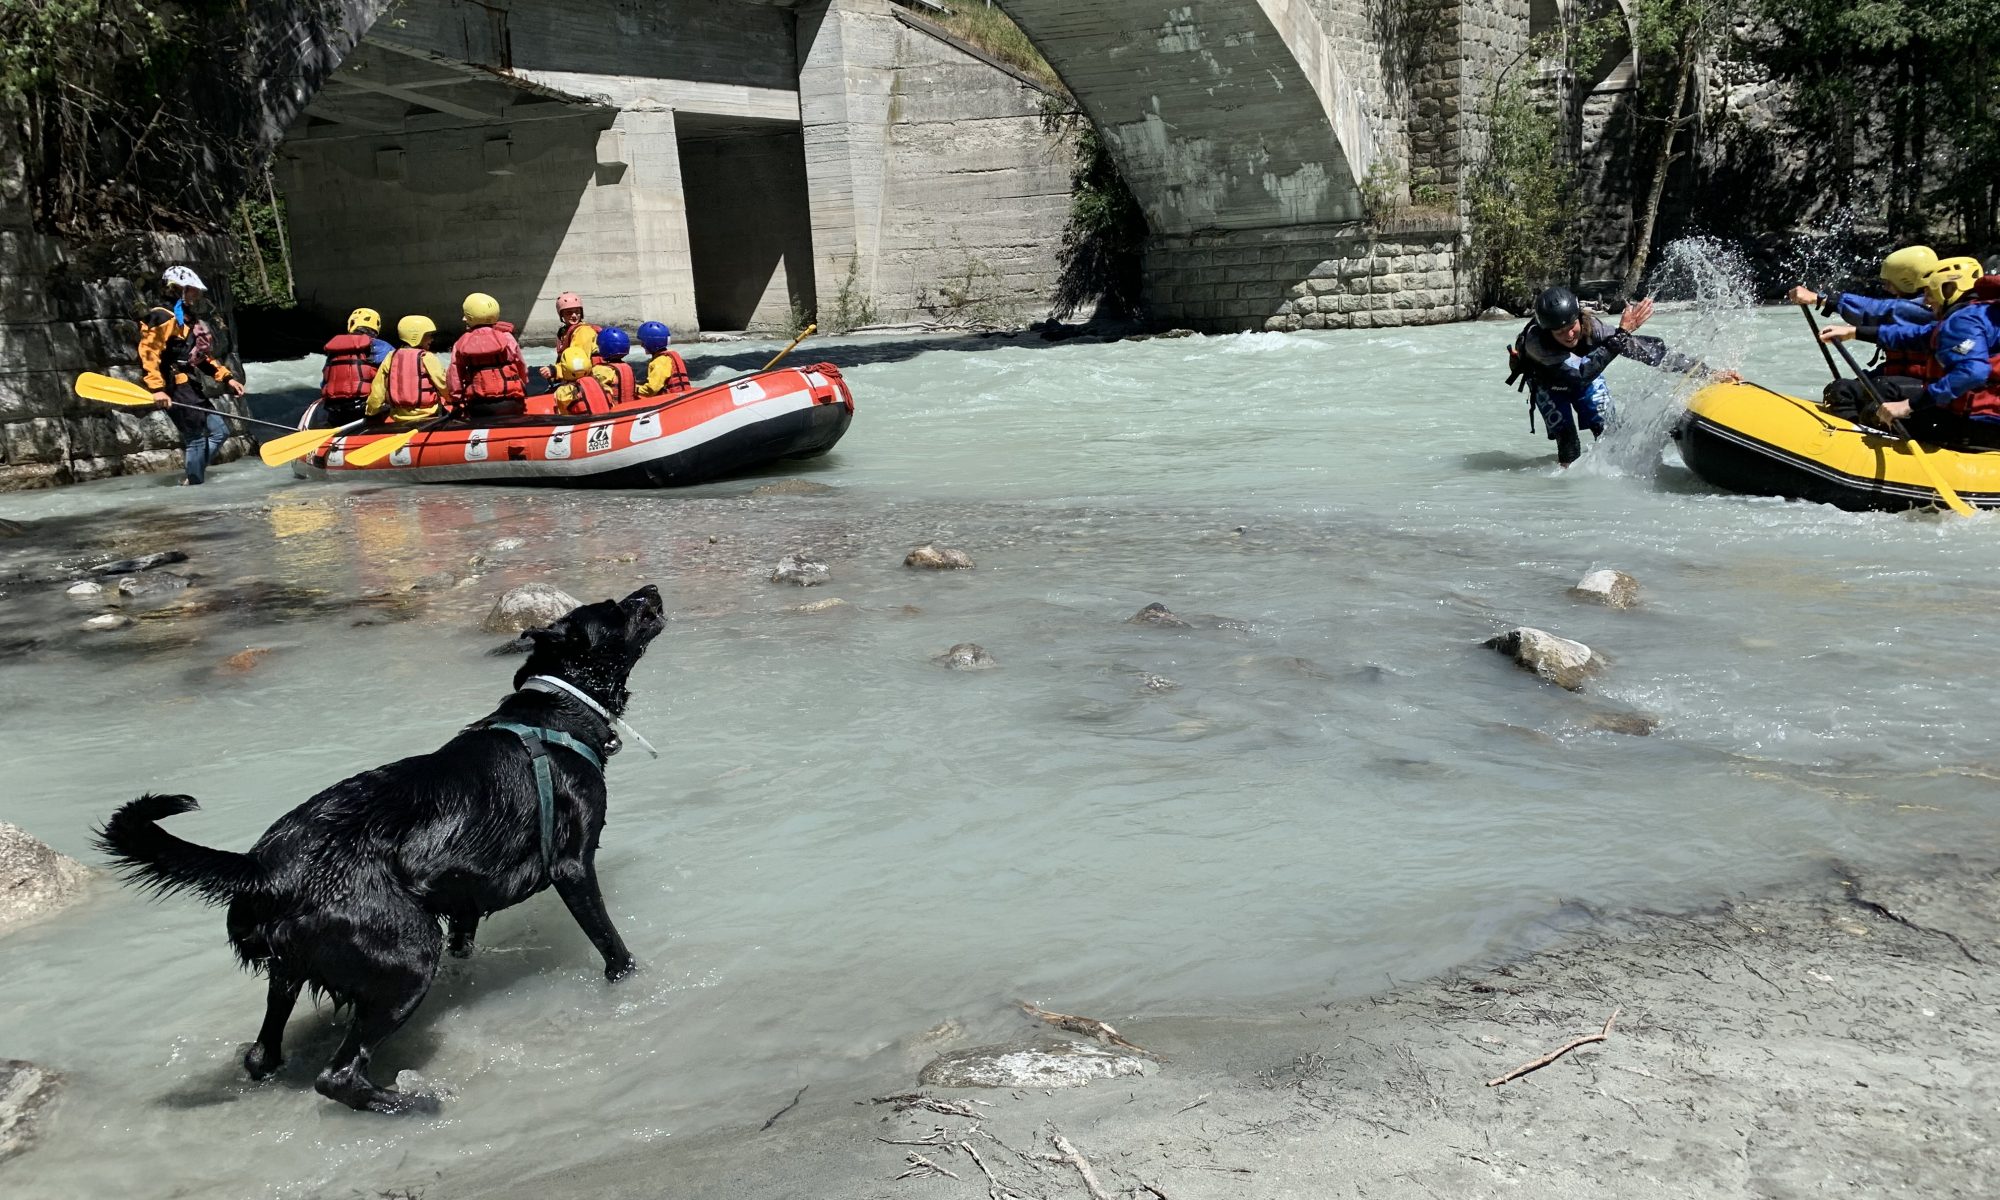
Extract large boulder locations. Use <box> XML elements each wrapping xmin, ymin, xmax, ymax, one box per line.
<box><xmin>481</xmin><ymin>583</ymin><xmax>581</xmax><ymax>633</ymax></box>
<box><xmin>904</xmin><ymin>544</ymin><xmax>974</xmax><ymax>570</ymax></box>
<box><xmin>920</xmin><ymin>1041</ymin><xmax>1146</xmax><ymax>1089</ymax></box>
<box><xmin>1569</xmin><ymin>569</ymin><xmax>1640</xmax><ymax>609</ymax></box>
<box><xmin>1484</xmin><ymin>627</ymin><xmax>1604</xmax><ymax>691</ymax></box>
<box><xmin>0</xmin><ymin>1060</ymin><xmax>63</xmax><ymax>1163</ymax></box>
<box><xmin>0</xmin><ymin>824</ymin><xmax>90</xmax><ymax>936</ymax></box>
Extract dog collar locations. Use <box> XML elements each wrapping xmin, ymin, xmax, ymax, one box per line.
<box><xmin>522</xmin><ymin>675</ymin><xmax>659</xmax><ymax>759</ymax></box>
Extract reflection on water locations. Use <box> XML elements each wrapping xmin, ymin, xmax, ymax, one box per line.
<box><xmin>2</xmin><ymin>309</ymin><xmax>1998</xmax><ymax>1199</ymax></box>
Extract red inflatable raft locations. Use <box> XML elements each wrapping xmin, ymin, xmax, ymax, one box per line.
<box><xmin>293</xmin><ymin>363</ymin><xmax>854</xmax><ymax>487</ymax></box>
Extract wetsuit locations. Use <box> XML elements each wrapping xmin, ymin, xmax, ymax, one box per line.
<box><xmin>1508</xmin><ymin>316</ymin><xmax>1706</xmax><ymax>465</ymax></box>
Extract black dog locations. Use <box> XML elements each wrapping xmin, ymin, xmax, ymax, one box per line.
<box><xmin>97</xmin><ymin>585</ymin><xmax>665</xmax><ymax>1114</ymax></box>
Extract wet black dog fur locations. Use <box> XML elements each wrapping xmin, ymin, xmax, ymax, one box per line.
<box><xmin>96</xmin><ymin>585</ymin><xmax>666</xmax><ymax>1114</ymax></box>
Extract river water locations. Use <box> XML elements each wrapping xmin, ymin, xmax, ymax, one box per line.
<box><xmin>3</xmin><ymin>306</ymin><xmax>1997</xmax><ymax>1198</ymax></box>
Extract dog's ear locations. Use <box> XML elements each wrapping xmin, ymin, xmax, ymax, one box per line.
<box><xmin>525</xmin><ymin>616</ymin><xmax>574</xmax><ymax>649</ymax></box>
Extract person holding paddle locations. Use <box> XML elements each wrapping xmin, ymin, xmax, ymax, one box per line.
<box><xmin>1817</xmin><ymin>257</ymin><xmax>2000</xmax><ymax>451</ymax></box>
<box><xmin>141</xmin><ymin>266</ymin><xmax>245</xmax><ymax>485</ymax></box>
<box><xmin>1506</xmin><ymin>286</ymin><xmax>1738</xmax><ymax>466</ymax></box>
<box><xmin>1787</xmin><ymin>246</ymin><xmax>1938</xmax><ymax>389</ymax></box>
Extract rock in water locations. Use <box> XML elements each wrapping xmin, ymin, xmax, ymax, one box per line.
<box><xmin>0</xmin><ymin>1060</ymin><xmax>63</xmax><ymax>1163</ymax></box>
<box><xmin>750</xmin><ymin>479</ymin><xmax>836</xmax><ymax>497</ymax></box>
<box><xmin>1127</xmin><ymin>602</ymin><xmax>1190</xmax><ymax>628</ymax></box>
<box><xmin>0</xmin><ymin>823</ymin><xmax>90</xmax><ymax>937</ymax></box>
<box><xmin>919</xmin><ymin>1041</ymin><xmax>1146</xmax><ymax>1089</ymax></box>
<box><xmin>482</xmin><ymin>583</ymin><xmax>581</xmax><ymax>633</ymax></box>
<box><xmin>1484</xmin><ymin>627</ymin><xmax>1604</xmax><ymax>691</ymax></box>
<box><xmin>80</xmin><ymin>614</ymin><xmax>131</xmax><ymax>632</ymax></box>
<box><xmin>788</xmin><ymin>597</ymin><xmax>848</xmax><ymax>614</ymax></box>
<box><xmin>88</xmin><ymin>550</ymin><xmax>187</xmax><ymax>575</ymax></box>
<box><xmin>218</xmin><ymin>647</ymin><xmax>274</xmax><ymax>675</ymax></box>
<box><xmin>904</xmin><ymin>544</ymin><xmax>974</xmax><ymax>570</ymax></box>
<box><xmin>934</xmin><ymin>643</ymin><xmax>998</xmax><ymax>670</ymax></box>
<box><xmin>1570</xmin><ymin>569</ymin><xmax>1640</xmax><ymax>609</ymax></box>
<box><xmin>116</xmin><ymin>573</ymin><xmax>190</xmax><ymax>599</ymax></box>
<box><xmin>771</xmin><ymin>554</ymin><xmax>830</xmax><ymax>586</ymax></box>
<box><xmin>63</xmin><ymin>581</ymin><xmax>103</xmax><ymax>599</ymax></box>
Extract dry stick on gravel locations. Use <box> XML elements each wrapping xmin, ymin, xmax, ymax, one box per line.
<box><xmin>871</xmin><ymin>1092</ymin><xmax>985</xmax><ymax>1118</ymax></box>
<box><xmin>1018</xmin><ymin>999</ymin><xmax>1167</xmax><ymax>1060</ymax></box>
<box><xmin>1036</xmin><ymin>1128</ymin><xmax>1116</xmax><ymax>1200</ymax></box>
<box><xmin>1486</xmin><ymin>1007</ymin><xmax>1621</xmax><ymax>1087</ymax></box>
<box><xmin>959</xmin><ymin>1140</ymin><xmax>1028</xmax><ymax>1200</ymax></box>
<box><xmin>760</xmin><ymin>1084</ymin><xmax>808</xmax><ymax>1131</ymax></box>
<box><xmin>895</xmin><ymin>1151</ymin><xmax>961</xmax><ymax>1181</ymax></box>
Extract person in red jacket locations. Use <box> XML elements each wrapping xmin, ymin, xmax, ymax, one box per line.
<box><xmin>317</xmin><ymin>307</ymin><xmax>391</xmax><ymax>424</ymax></box>
<box><xmin>140</xmin><ymin>266</ymin><xmax>244</xmax><ymax>484</ymax></box>
<box><xmin>447</xmin><ymin>292</ymin><xmax>528</xmax><ymax>418</ymax></box>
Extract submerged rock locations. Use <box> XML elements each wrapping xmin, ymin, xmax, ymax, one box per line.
<box><xmin>1484</xmin><ymin>627</ymin><xmax>1604</xmax><ymax>691</ymax></box>
<box><xmin>904</xmin><ymin>544</ymin><xmax>974</xmax><ymax>570</ymax></box>
<box><xmin>788</xmin><ymin>597</ymin><xmax>847</xmax><ymax>614</ymax></box>
<box><xmin>218</xmin><ymin>647</ymin><xmax>274</xmax><ymax>675</ymax></box>
<box><xmin>116</xmin><ymin>573</ymin><xmax>190</xmax><ymax>600</ymax></box>
<box><xmin>63</xmin><ymin>581</ymin><xmax>102</xmax><ymax>599</ymax></box>
<box><xmin>88</xmin><ymin>550</ymin><xmax>187</xmax><ymax>576</ymax></box>
<box><xmin>1127</xmin><ymin>602</ymin><xmax>1190</xmax><ymax>628</ymax></box>
<box><xmin>0</xmin><ymin>1059</ymin><xmax>63</xmax><ymax>1163</ymax></box>
<box><xmin>482</xmin><ymin>583</ymin><xmax>580</xmax><ymax>633</ymax></box>
<box><xmin>919</xmin><ymin>1041</ymin><xmax>1146</xmax><ymax>1089</ymax></box>
<box><xmin>1139</xmin><ymin>674</ymin><xmax>1180</xmax><ymax>692</ymax></box>
<box><xmin>0</xmin><ymin>823</ymin><xmax>90</xmax><ymax>936</ymax></box>
<box><xmin>771</xmin><ymin>554</ymin><xmax>830</xmax><ymax>586</ymax></box>
<box><xmin>1583</xmin><ymin>710</ymin><xmax>1660</xmax><ymax>736</ymax></box>
<box><xmin>1570</xmin><ymin>569</ymin><xmax>1640</xmax><ymax>609</ymax></box>
<box><xmin>80</xmin><ymin>614</ymin><xmax>131</xmax><ymax>632</ymax></box>
<box><xmin>751</xmin><ymin>479</ymin><xmax>836</xmax><ymax>497</ymax></box>
<box><xmin>934</xmin><ymin>642</ymin><xmax>998</xmax><ymax>670</ymax></box>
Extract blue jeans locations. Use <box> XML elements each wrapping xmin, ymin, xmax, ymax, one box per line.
<box><xmin>179</xmin><ymin>409</ymin><xmax>229</xmax><ymax>484</ymax></box>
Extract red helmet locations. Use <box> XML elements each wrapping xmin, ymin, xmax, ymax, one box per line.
<box><xmin>555</xmin><ymin>291</ymin><xmax>583</xmax><ymax>313</ymax></box>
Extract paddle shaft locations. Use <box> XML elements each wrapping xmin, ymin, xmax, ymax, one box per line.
<box><xmin>1823</xmin><ymin>329</ymin><xmax>1976</xmax><ymax>516</ymax></box>
<box><xmin>148</xmin><ymin>398</ymin><xmax>297</xmax><ymax>435</ymax></box>
<box><xmin>1799</xmin><ymin>304</ymin><xmax>1840</xmax><ymax>380</ymax></box>
<box><xmin>761</xmin><ymin>323</ymin><xmax>816</xmax><ymax>372</ymax></box>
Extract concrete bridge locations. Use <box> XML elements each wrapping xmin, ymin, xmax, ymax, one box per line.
<box><xmin>239</xmin><ymin>0</ymin><xmax>1520</xmax><ymax>336</ymax></box>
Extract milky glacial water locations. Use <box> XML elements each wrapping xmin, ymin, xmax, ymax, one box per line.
<box><xmin>4</xmin><ymin>309</ymin><xmax>1998</xmax><ymax>1199</ymax></box>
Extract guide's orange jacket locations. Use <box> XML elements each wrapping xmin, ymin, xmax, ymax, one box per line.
<box><xmin>138</xmin><ymin>305</ymin><xmax>233</xmax><ymax>391</ymax></box>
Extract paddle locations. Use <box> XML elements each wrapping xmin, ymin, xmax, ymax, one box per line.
<box><xmin>760</xmin><ymin>323</ymin><xmax>817</xmax><ymax>372</ymax></box>
<box><xmin>73</xmin><ymin>372</ymin><xmax>297</xmax><ymax>435</ymax></box>
<box><xmin>1817</xmin><ymin>331</ymin><xmax>1976</xmax><ymax>517</ymax></box>
<box><xmin>1799</xmin><ymin>304</ymin><xmax>1840</xmax><ymax>380</ymax></box>
<box><xmin>258</xmin><ymin>419</ymin><xmax>366</xmax><ymax>468</ymax></box>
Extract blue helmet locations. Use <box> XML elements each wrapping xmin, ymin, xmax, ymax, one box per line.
<box><xmin>596</xmin><ymin>326</ymin><xmax>631</xmax><ymax>360</ymax></box>
<box><xmin>636</xmin><ymin>321</ymin><xmax>672</xmax><ymax>352</ymax></box>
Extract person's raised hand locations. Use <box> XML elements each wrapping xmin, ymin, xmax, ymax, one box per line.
<box><xmin>1619</xmin><ymin>297</ymin><xmax>1654</xmax><ymax>333</ymax></box>
<box><xmin>1711</xmin><ymin>368</ymin><xmax>1743</xmax><ymax>383</ymax></box>
<box><xmin>1785</xmin><ymin>286</ymin><xmax>1819</xmax><ymax>306</ymax></box>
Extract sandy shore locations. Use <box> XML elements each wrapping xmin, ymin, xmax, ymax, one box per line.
<box><xmin>463</xmin><ymin>857</ymin><xmax>1996</xmax><ymax>1200</ymax></box>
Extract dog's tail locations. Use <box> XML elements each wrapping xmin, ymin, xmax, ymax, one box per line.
<box><xmin>94</xmin><ymin>793</ymin><xmax>268</xmax><ymax>906</ymax></box>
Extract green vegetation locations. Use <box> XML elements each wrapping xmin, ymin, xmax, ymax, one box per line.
<box><xmin>928</xmin><ymin>3</ymin><xmax>1063</xmax><ymax>92</ymax></box>
<box><xmin>919</xmin><ymin>249</ymin><xmax>1008</xmax><ymax>327</ymax></box>
<box><xmin>1042</xmin><ymin>103</ymin><xmax>1147</xmax><ymax>321</ymax></box>
<box><xmin>1465</xmin><ymin>71</ymin><xmax>1578</xmax><ymax>310</ymax></box>
<box><xmin>231</xmin><ymin>176</ymin><xmax>295</xmax><ymax>308</ymax></box>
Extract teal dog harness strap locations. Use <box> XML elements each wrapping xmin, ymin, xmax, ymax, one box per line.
<box><xmin>490</xmin><ymin>722</ymin><xmax>604</xmax><ymax>877</ymax></box>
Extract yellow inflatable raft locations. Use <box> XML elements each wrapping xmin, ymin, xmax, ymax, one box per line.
<box><xmin>1673</xmin><ymin>380</ymin><xmax>2000</xmax><ymax>512</ymax></box>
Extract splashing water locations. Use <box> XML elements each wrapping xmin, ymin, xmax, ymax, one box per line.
<box><xmin>1586</xmin><ymin>236</ymin><xmax>1761</xmax><ymax>478</ymax></box>
<box><xmin>1776</xmin><ymin>204</ymin><xmax>1876</xmax><ymax>296</ymax></box>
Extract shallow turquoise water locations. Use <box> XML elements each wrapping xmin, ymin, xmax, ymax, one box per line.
<box><xmin>2</xmin><ymin>307</ymin><xmax>1996</xmax><ymax>1198</ymax></box>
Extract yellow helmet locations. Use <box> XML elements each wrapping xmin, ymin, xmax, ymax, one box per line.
<box><xmin>396</xmin><ymin>315</ymin><xmax>437</xmax><ymax>347</ymax></box>
<box><xmin>1879</xmin><ymin>246</ymin><xmax>1938</xmax><ymax>296</ymax></box>
<box><xmin>560</xmin><ymin>348</ymin><xmax>593</xmax><ymax>379</ymax></box>
<box><xmin>1923</xmin><ymin>256</ymin><xmax>1982</xmax><ymax>312</ymax></box>
<box><xmin>346</xmin><ymin>307</ymin><xmax>382</xmax><ymax>335</ymax></box>
<box><xmin>462</xmin><ymin>292</ymin><xmax>501</xmax><ymax>326</ymax></box>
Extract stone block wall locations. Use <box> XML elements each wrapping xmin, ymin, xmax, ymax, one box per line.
<box><xmin>1145</xmin><ymin>219</ymin><xmax>1472</xmax><ymax>333</ymax></box>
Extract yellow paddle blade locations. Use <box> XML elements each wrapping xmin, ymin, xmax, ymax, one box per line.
<box><xmin>74</xmin><ymin>372</ymin><xmax>157</xmax><ymax>406</ymax></box>
<box><xmin>1900</xmin><ymin>438</ymin><xmax>1978</xmax><ymax>517</ymax></box>
<box><xmin>258</xmin><ymin>425</ymin><xmax>344</xmax><ymax>468</ymax></box>
<box><xmin>342</xmin><ymin>428</ymin><xmax>419</xmax><ymax>468</ymax></box>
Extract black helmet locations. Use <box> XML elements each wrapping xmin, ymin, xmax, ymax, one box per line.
<box><xmin>1532</xmin><ymin>286</ymin><xmax>1581</xmax><ymax>331</ymax></box>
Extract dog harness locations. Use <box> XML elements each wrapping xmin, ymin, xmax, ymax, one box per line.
<box><xmin>489</xmin><ymin>722</ymin><xmax>603</xmax><ymax>877</ymax></box>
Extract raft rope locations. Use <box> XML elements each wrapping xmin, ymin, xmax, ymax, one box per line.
<box><xmin>488</xmin><ymin>722</ymin><xmax>603</xmax><ymax>878</ymax></box>
<box><xmin>523</xmin><ymin>674</ymin><xmax>660</xmax><ymax>759</ymax></box>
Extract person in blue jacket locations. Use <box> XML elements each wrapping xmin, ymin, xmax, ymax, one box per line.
<box><xmin>1506</xmin><ymin>287</ymin><xmax>1739</xmax><ymax>466</ymax></box>
<box><xmin>1818</xmin><ymin>258</ymin><xmax>2000</xmax><ymax>451</ymax></box>
<box><xmin>1788</xmin><ymin>246</ymin><xmax>1938</xmax><ymax>385</ymax></box>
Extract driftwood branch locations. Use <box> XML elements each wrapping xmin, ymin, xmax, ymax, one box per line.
<box><xmin>895</xmin><ymin>1151</ymin><xmax>961</xmax><ymax>1181</ymax></box>
<box><xmin>1486</xmin><ymin>1007</ymin><xmax>1621</xmax><ymax>1087</ymax></box>
<box><xmin>760</xmin><ymin>1084</ymin><xmax>808</xmax><ymax>1131</ymax></box>
<box><xmin>872</xmin><ymin>1092</ymin><xmax>986</xmax><ymax>1118</ymax></box>
<box><xmin>1017</xmin><ymin>999</ymin><xmax>1166</xmax><ymax>1061</ymax></box>
<box><xmin>1034</xmin><ymin>1128</ymin><xmax>1115</xmax><ymax>1200</ymax></box>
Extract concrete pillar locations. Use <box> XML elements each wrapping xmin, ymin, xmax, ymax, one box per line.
<box><xmin>612</xmin><ymin>108</ymin><xmax>699</xmax><ymax>336</ymax></box>
<box><xmin>795</xmin><ymin>0</ymin><xmax>896</xmax><ymax>324</ymax></box>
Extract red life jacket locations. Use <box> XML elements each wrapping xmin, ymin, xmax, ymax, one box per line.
<box><xmin>319</xmin><ymin>333</ymin><xmax>378</xmax><ymax>402</ymax></box>
<box><xmin>1930</xmin><ymin>307</ymin><xmax>2000</xmax><ymax>419</ymax></box>
<box><xmin>604</xmin><ymin>361</ymin><xmax>636</xmax><ymax>406</ymax></box>
<box><xmin>384</xmin><ymin>347</ymin><xmax>439</xmax><ymax>414</ymax></box>
<box><xmin>1880</xmin><ymin>341</ymin><xmax>1942</xmax><ymax>383</ymax></box>
<box><xmin>555</xmin><ymin>321</ymin><xmax>601</xmax><ymax>364</ymax></box>
<box><xmin>453</xmin><ymin>323</ymin><xmax>526</xmax><ymax>401</ymax></box>
<box><xmin>655</xmin><ymin>350</ymin><xmax>691</xmax><ymax>395</ymax></box>
<box><xmin>571</xmin><ymin>374</ymin><xmax>612</xmax><ymax>414</ymax></box>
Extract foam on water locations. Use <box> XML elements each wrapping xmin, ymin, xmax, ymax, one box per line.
<box><xmin>2</xmin><ymin>312</ymin><xmax>1997</xmax><ymax>1198</ymax></box>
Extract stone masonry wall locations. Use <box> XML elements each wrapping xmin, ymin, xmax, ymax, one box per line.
<box><xmin>1146</xmin><ymin>219</ymin><xmax>1471</xmax><ymax>333</ymax></box>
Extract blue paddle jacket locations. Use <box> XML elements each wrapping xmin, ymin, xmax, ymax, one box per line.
<box><xmin>1824</xmin><ymin>292</ymin><xmax>1931</xmax><ymax>326</ymax></box>
<box><xmin>1870</xmin><ymin>304</ymin><xmax>2000</xmax><ymax>413</ymax></box>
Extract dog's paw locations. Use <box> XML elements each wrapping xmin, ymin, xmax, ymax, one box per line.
<box><xmin>242</xmin><ymin>1044</ymin><xmax>284</xmax><ymax>1081</ymax></box>
<box><xmin>605</xmin><ymin>956</ymin><xmax>638</xmax><ymax>982</ymax></box>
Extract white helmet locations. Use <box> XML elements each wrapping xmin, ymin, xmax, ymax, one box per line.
<box><xmin>161</xmin><ymin>265</ymin><xmax>206</xmax><ymax>291</ymax></box>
